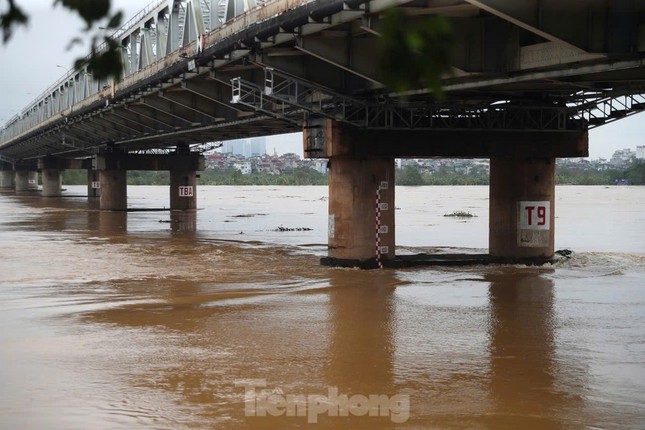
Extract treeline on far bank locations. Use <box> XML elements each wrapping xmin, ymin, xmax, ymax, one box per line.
<box><xmin>62</xmin><ymin>167</ymin><xmax>328</xmax><ymax>186</ymax></box>
<box><xmin>61</xmin><ymin>160</ymin><xmax>645</xmax><ymax>186</ymax></box>
<box><xmin>396</xmin><ymin>160</ymin><xmax>645</xmax><ymax>185</ymax></box>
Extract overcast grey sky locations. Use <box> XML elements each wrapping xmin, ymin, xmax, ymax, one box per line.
<box><xmin>1</xmin><ymin>1</ymin><xmax>642</xmax><ymax>159</ymax></box>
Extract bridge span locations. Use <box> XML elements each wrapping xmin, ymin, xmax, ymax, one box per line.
<box><xmin>1</xmin><ymin>0</ymin><xmax>645</xmax><ymax>267</ymax></box>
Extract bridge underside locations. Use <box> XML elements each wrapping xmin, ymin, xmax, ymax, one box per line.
<box><xmin>1</xmin><ymin>0</ymin><xmax>644</xmax><ymax>163</ymax></box>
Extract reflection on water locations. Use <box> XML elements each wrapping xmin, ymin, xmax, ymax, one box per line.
<box><xmin>0</xmin><ymin>185</ymin><xmax>644</xmax><ymax>429</ymax></box>
<box><xmin>488</xmin><ymin>270</ymin><xmax>564</xmax><ymax>428</ymax></box>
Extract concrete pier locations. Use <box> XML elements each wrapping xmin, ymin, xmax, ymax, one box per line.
<box><xmin>87</xmin><ymin>170</ymin><xmax>100</xmax><ymax>198</ymax></box>
<box><xmin>15</xmin><ymin>170</ymin><xmax>38</xmax><ymax>192</ymax></box>
<box><xmin>304</xmin><ymin>118</ymin><xmax>588</xmax><ymax>268</ymax></box>
<box><xmin>99</xmin><ymin>170</ymin><xmax>127</xmax><ymax>210</ymax></box>
<box><xmin>489</xmin><ymin>156</ymin><xmax>556</xmax><ymax>259</ymax></box>
<box><xmin>42</xmin><ymin>169</ymin><xmax>62</xmax><ymax>197</ymax></box>
<box><xmin>96</xmin><ymin>151</ymin><xmax>204</xmax><ymax>211</ymax></box>
<box><xmin>327</xmin><ymin>155</ymin><xmax>395</xmax><ymax>265</ymax></box>
<box><xmin>170</xmin><ymin>170</ymin><xmax>197</xmax><ymax>210</ymax></box>
<box><xmin>0</xmin><ymin>170</ymin><xmax>13</xmax><ymax>189</ymax></box>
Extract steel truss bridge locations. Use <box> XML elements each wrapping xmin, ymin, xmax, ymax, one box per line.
<box><xmin>1</xmin><ymin>0</ymin><xmax>645</xmax><ymax>164</ymax></box>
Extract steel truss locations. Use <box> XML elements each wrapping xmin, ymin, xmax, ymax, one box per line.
<box><xmin>569</xmin><ymin>91</ymin><xmax>645</xmax><ymax>129</ymax></box>
<box><xmin>129</xmin><ymin>141</ymin><xmax>221</xmax><ymax>154</ymax></box>
<box><xmin>232</xmin><ymin>68</ymin><xmax>572</xmax><ymax>131</ymax></box>
<box><xmin>232</xmin><ymin>67</ymin><xmax>645</xmax><ymax>132</ymax></box>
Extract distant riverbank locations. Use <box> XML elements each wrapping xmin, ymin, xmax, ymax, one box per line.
<box><xmin>61</xmin><ymin>160</ymin><xmax>645</xmax><ymax>186</ymax></box>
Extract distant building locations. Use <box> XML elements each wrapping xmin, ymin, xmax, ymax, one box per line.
<box><xmin>609</xmin><ymin>148</ymin><xmax>635</xmax><ymax>166</ymax></box>
<box><xmin>233</xmin><ymin>161</ymin><xmax>252</xmax><ymax>175</ymax></box>
<box><xmin>222</xmin><ymin>137</ymin><xmax>266</xmax><ymax>157</ymax></box>
<box><xmin>312</xmin><ymin>160</ymin><xmax>328</xmax><ymax>174</ymax></box>
<box><xmin>636</xmin><ymin>146</ymin><xmax>645</xmax><ymax>160</ymax></box>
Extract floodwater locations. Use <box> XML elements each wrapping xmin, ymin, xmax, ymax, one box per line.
<box><xmin>0</xmin><ymin>185</ymin><xmax>644</xmax><ymax>429</ymax></box>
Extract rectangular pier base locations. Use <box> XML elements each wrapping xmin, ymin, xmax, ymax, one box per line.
<box><xmin>321</xmin><ymin>252</ymin><xmax>566</xmax><ymax>269</ymax></box>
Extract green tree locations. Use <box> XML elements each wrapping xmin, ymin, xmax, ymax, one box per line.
<box><xmin>380</xmin><ymin>9</ymin><xmax>454</xmax><ymax>97</ymax></box>
<box><xmin>624</xmin><ymin>160</ymin><xmax>645</xmax><ymax>184</ymax></box>
<box><xmin>396</xmin><ymin>166</ymin><xmax>424</xmax><ymax>185</ymax></box>
<box><xmin>1</xmin><ymin>0</ymin><xmax>124</xmax><ymax>79</ymax></box>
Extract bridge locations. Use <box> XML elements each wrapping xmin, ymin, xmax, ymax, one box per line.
<box><xmin>1</xmin><ymin>0</ymin><xmax>645</xmax><ymax>267</ymax></box>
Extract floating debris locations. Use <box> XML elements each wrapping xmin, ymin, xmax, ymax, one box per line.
<box><xmin>443</xmin><ymin>211</ymin><xmax>476</xmax><ymax>218</ymax></box>
<box><xmin>274</xmin><ymin>226</ymin><xmax>313</xmax><ymax>232</ymax></box>
<box><xmin>555</xmin><ymin>249</ymin><xmax>573</xmax><ymax>258</ymax></box>
<box><xmin>230</xmin><ymin>213</ymin><xmax>268</xmax><ymax>218</ymax></box>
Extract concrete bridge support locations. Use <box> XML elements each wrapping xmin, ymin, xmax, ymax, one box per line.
<box><xmin>87</xmin><ymin>170</ymin><xmax>100</xmax><ymax>198</ymax></box>
<box><xmin>170</xmin><ymin>170</ymin><xmax>197</xmax><ymax>210</ymax></box>
<box><xmin>42</xmin><ymin>169</ymin><xmax>63</xmax><ymax>197</ymax></box>
<box><xmin>15</xmin><ymin>170</ymin><xmax>38</xmax><ymax>192</ymax></box>
<box><xmin>327</xmin><ymin>155</ymin><xmax>395</xmax><ymax>265</ymax></box>
<box><xmin>305</xmin><ymin>120</ymin><xmax>395</xmax><ymax>266</ymax></box>
<box><xmin>0</xmin><ymin>170</ymin><xmax>14</xmax><ymax>189</ymax></box>
<box><xmin>96</xmin><ymin>151</ymin><xmax>204</xmax><ymax>211</ymax></box>
<box><xmin>99</xmin><ymin>170</ymin><xmax>128</xmax><ymax>211</ymax></box>
<box><xmin>489</xmin><ymin>156</ymin><xmax>556</xmax><ymax>259</ymax></box>
<box><xmin>304</xmin><ymin>118</ymin><xmax>588</xmax><ymax>267</ymax></box>
<box><xmin>38</xmin><ymin>157</ymin><xmax>66</xmax><ymax>197</ymax></box>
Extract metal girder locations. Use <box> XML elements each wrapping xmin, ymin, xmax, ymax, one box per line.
<box><xmin>258</xmin><ymin>67</ymin><xmax>370</xmax><ymax>126</ymax></box>
<box><xmin>98</xmin><ymin>113</ymin><xmax>147</xmax><ymax>134</ymax></box>
<box><xmin>295</xmin><ymin>35</ymin><xmax>384</xmax><ymax>86</ymax></box>
<box><xmin>138</xmin><ymin>97</ymin><xmax>199</xmax><ymax>126</ymax></box>
<box><xmin>464</xmin><ymin>0</ymin><xmax>642</xmax><ymax>54</ymax></box>
<box><xmin>230</xmin><ymin>77</ymin><xmax>302</xmax><ymax>124</ymax></box>
<box><xmin>86</xmin><ymin>117</ymin><xmax>130</xmax><ymax>140</ymax></box>
<box><xmin>570</xmin><ymin>91</ymin><xmax>645</xmax><ymax>129</ymax></box>
<box><xmin>108</xmin><ymin>109</ymin><xmax>159</xmax><ymax>132</ymax></box>
<box><xmin>63</xmin><ymin>122</ymin><xmax>119</xmax><ymax>147</ymax></box>
<box><xmin>253</xmin><ymin>53</ymin><xmax>350</xmax><ymax>93</ymax></box>
<box><xmin>67</xmin><ymin>121</ymin><xmax>113</xmax><ymax>142</ymax></box>
<box><xmin>158</xmin><ymin>89</ymin><xmax>225</xmax><ymax>121</ymax></box>
<box><xmin>181</xmin><ymin>80</ymin><xmax>247</xmax><ymax>113</ymax></box>
<box><xmin>124</xmin><ymin>104</ymin><xmax>177</xmax><ymax>130</ymax></box>
<box><xmin>0</xmin><ymin>154</ymin><xmax>17</xmax><ymax>164</ymax></box>
<box><xmin>58</xmin><ymin>135</ymin><xmax>96</xmax><ymax>155</ymax></box>
<box><xmin>234</xmin><ymin>67</ymin><xmax>577</xmax><ymax>131</ymax></box>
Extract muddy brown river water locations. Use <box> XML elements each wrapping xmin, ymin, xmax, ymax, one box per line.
<box><xmin>1</xmin><ymin>185</ymin><xmax>644</xmax><ymax>429</ymax></box>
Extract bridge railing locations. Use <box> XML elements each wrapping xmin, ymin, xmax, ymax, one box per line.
<box><xmin>0</xmin><ymin>0</ymin><xmax>284</xmax><ymax>151</ymax></box>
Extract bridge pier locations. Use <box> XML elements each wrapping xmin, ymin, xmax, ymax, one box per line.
<box><xmin>305</xmin><ymin>120</ymin><xmax>396</xmax><ymax>266</ymax></box>
<box><xmin>170</xmin><ymin>170</ymin><xmax>197</xmax><ymax>210</ymax></box>
<box><xmin>41</xmin><ymin>169</ymin><xmax>63</xmax><ymax>197</ymax></box>
<box><xmin>326</xmin><ymin>155</ymin><xmax>395</xmax><ymax>266</ymax></box>
<box><xmin>96</xmin><ymin>151</ymin><xmax>204</xmax><ymax>211</ymax></box>
<box><xmin>99</xmin><ymin>170</ymin><xmax>127</xmax><ymax>211</ymax></box>
<box><xmin>38</xmin><ymin>157</ymin><xmax>66</xmax><ymax>197</ymax></box>
<box><xmin>0</xmin><ymin>169</ymin><xmax>14</xmax><ymax>189</ymax></box>
<box><xmin>15</xmin><ymin>170</ymin><xmax>39</xmax><ymax>192</ymax></box>
<box><xmin>88</xmin><ymin>170</ymin><xmax>101</xmax><ymax>198</ymax></box>
<box><xmin>489</xmin><ymin>156</ymin><xmax>555</xmax><ymax>260</ymax></box>
<box><xmin>305</xmin><ymin>118</ymin><xmax>588</xmax><ymax>268</ymax></box>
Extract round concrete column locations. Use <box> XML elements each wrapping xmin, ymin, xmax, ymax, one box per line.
<box><xmin>326</xmin><ymin>156</ymin><xmax>395</xmax><ymax>265</ymax></box>
<box><xmin>489</xmin><ymin>156</ymin><xmax>555</xmax><ymax>259</ymax></box>
<box><xmin>0</xmin><ymin>170</ymin><xmax>14</xmax><ymax>189</ymax></box>
<box><xmin>87</xmin><ymin>170</ymin><xmax>101</xmax><ymax>198</ymax></box>
<box><xmin>42</xmin><ymin>169</ymin><xmax>62</xmax><ymax>197</ymax></box>
<box><xmin>99</xmin><ymin>170</ymin><xmax>127</xmax><ymax>210</ymax></box>
<box><xmin>170</xmin><ymin>170</ymin><xmax>197</xmax><ymax>210</ymax></box>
